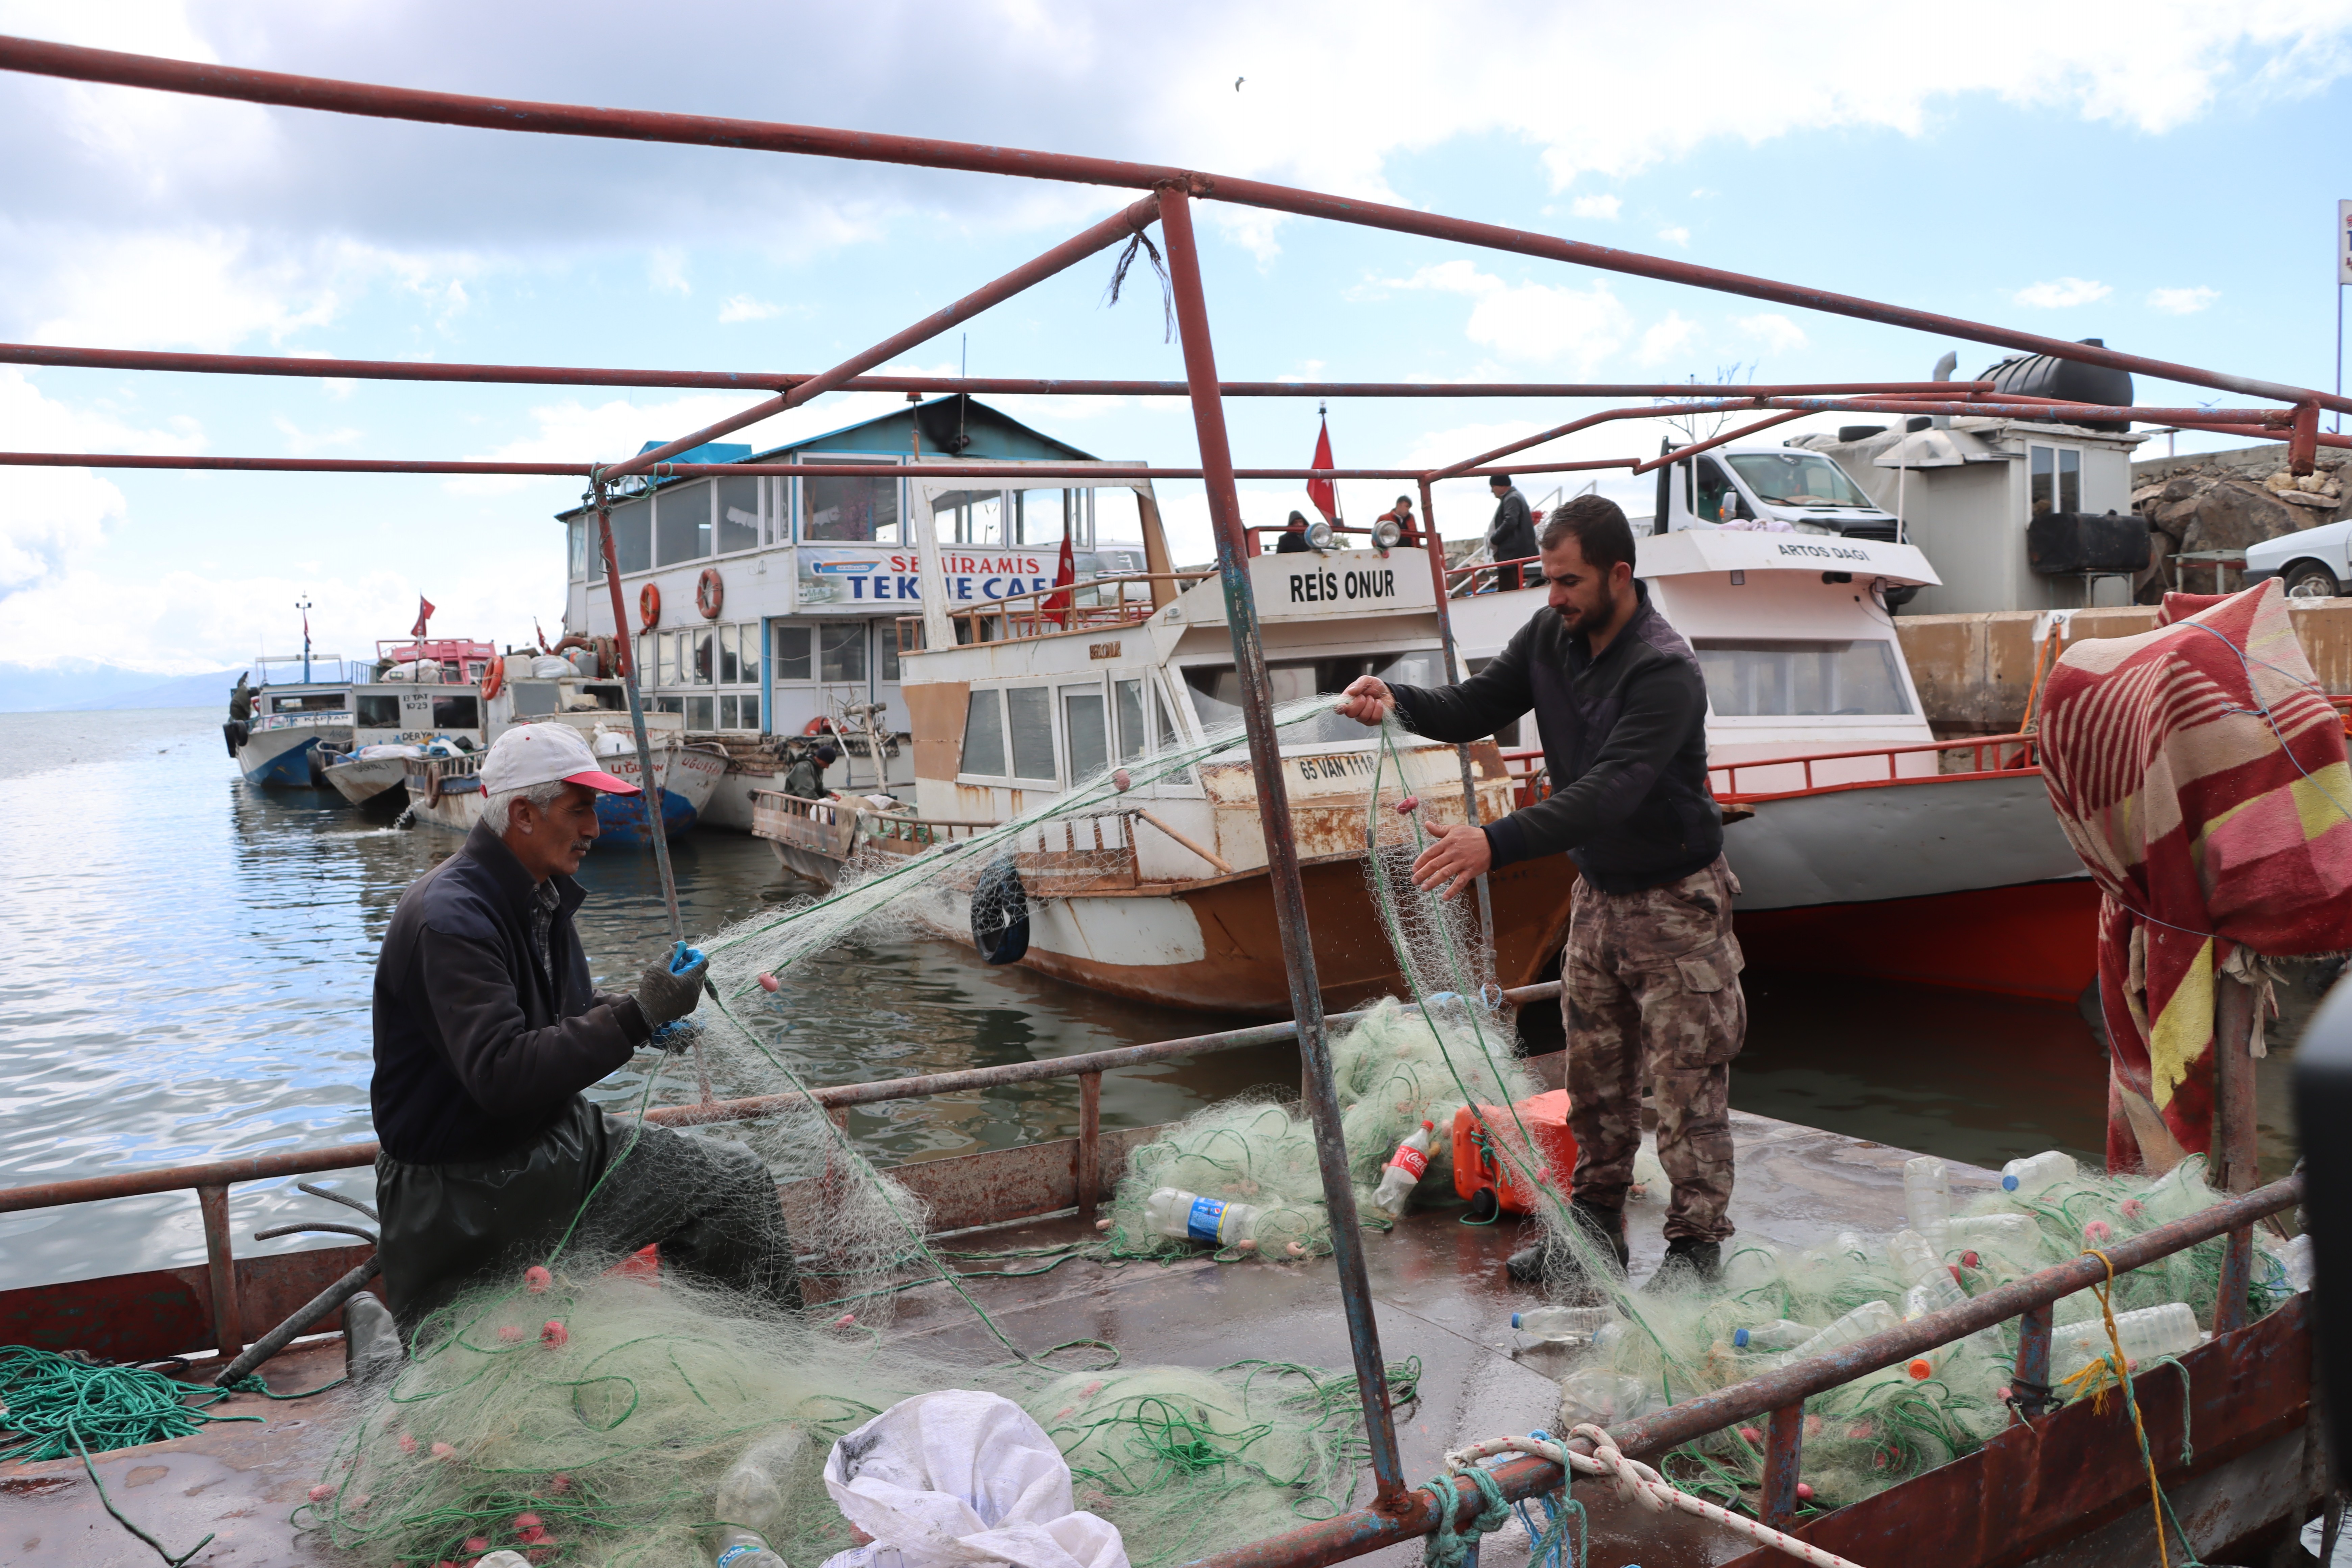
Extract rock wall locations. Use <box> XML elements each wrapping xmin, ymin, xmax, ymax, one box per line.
<box><xmin>2131</xmin><ymin>442</ymin><xmax>2348</xmax><ymax>595</ymax></box>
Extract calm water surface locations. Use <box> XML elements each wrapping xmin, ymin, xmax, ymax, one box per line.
<box><xmin>0</xmin><ymin>706</ymin><xmax>2116</xmax><ymax>1291</ymax></box>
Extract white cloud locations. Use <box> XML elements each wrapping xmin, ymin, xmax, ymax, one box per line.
<box><xmin>1656</xmin><ymin>226</ymin><xmax>1692</xmax><ymax>248</ymax></box>
<box><xmin>1735</xmin><ymin>313</ymin><xmax>1808</xmax><ymax>353</ymax></box>
<box><xmin>647</xmin><ymin>248</ymin><xmax>691</xmax><ymax>296</ymax></box>
<box><xmin>1638</xmin><ymin>312</ymin><xmax>1701</xmax><ymax>367</ymax></box>
<box><xmin>2148</xmin><ymin>285</ymin><xmax>2221</xmax><ymax>315</ymax></box>
<box><xmin>1382</xmin><ymin>260</ymin><xmax>1633</xmax><ymax>370</ymax></box>
<box><xmin>1569</xmin><ymin>194</ymin><xmax>1622</xmax><ymax>221</ymax></box>
<box><xmin>272</xmin><ymin>416</ymin><xmax>361</xmax><ymax>456</ymax></box>
<box><xmin>2013</xmin><ymin>276</ymin><xmax>2113</xmax><ymax>309</ymax></box>
<box><xmin>718</xmin><ymin>295</ymin><xmax>782</xmax><ymax>323</ymax></box>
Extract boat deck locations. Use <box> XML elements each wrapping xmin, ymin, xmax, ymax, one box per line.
<box><xmin>2</xmin><ymin>1112</ymin><xmax>1988</xmax><ymax>1568</ymax></box>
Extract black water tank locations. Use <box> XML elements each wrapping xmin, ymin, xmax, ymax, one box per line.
<box><xmin>2027</xmin><ymin>510</ymin><xmax>2150</xmax><ymax>574</ymax></box>
<box><xmin>1837</xmin><ymin>424</ymin><xmax>1885</xmax><ymax>443</ymax></box>
<box><xmin>1978</xmin><ymin>338</ymin><xmax>2133</xmax><ymax>431</ymax></box>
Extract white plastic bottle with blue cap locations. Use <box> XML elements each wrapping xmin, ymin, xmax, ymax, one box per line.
<box><xmin>1730</xmin><ymin>1319</ymin><xmax>1814</xmax><ymax>1352</ymax></box>
<box><xmin>1510</xmin><ymin>1305</ymin><xmax>1611</xmax><ymax>1341</ymax></box>
<box><xmin>1145</xmin><ymin>1187</ymin><xmax>1265</xmax><ymax>1249</ymax></box>
<box><xmin>1999</xmin><ymin>1150</ymin><xmax>2076</xmax><ymax>1199</ymax></box>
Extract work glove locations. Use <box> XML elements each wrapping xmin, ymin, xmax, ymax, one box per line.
<box><xmin>634</xmin><ymin>944</ymin><xmax>709</xmax><ymax>1033</ymax></box>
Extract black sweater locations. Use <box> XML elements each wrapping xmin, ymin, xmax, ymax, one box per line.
<box><xmin>1389</xmin><ymin>582</ymin><xmax>1721</xmax><ymax>892</ymax></box>
<box><xmin>371</xmin><ymin>821</ymin><xmax>650</xmax><ymax>1163</ymax></box>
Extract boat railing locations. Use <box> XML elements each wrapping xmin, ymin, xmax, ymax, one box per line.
<box><xmin>0</xmin><ymin>975</ymin><xmax>2297</xmax><ymax>1538</ymax></box>
<box><xmin>1496</xmin><ymin>732</ymin><xmax>2042</xmax><ymax>810</ymax></box>
<box><xmin>895</xmin><ymin>569</ymin><xmax>1216</xmax><ymax>651</ymax></box>
<box><xmin>403</xmin><ymin>751</ymin><xmax>483</xmax><ymax>804</ymax></box>
<box><xmin>1444</xmin><ymin>554</ymin><xmax>1544</xmax><ymax>596</ymax></box>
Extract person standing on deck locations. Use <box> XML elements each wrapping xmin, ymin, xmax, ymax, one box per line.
<box><xmin>1336</xmin><ymin>496</ymin><xmax>1743</xmax><ymax>1295</ymax></box>
<box><xmin>782</xmin><ymin>741</ymin><xmax>837</xmax><ymax>800</ymax></box>
<box><xmin>1486</xmin><ymin>475</ymin><xmax>1538</xmax><ymax>588</ymax></box>
<box><xmin>370</xmin><ymin>722</ymin><xmax>801</xmax><ymax>1342</ymax></box>
<box><xmin>1273</xmin><ymin>509</ymin><xmax>1316</xmax><ymax>554</ymax></box>
<box><xmin>229</xmin><ymin>673</ymin><xmax>252</xmax><ymax>722</ymax></box>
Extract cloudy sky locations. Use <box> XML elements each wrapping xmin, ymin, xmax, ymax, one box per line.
<box><xmin>2</xmin><ymin>0</ymin><xmax>2348</xmax><ymax>672</ymax></box>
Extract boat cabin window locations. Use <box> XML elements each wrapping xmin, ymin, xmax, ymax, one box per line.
<box><xmin>773</xmin><ymin>624</ymin><xmax>812</xmax><ymax>681</ymax></box>
<box><xmin>511</xmin><ymin>680</ymin><xmax>562</xmax><ymax>718</ymax></box>
<box><xmin>820</xmin><ymin>622</ymin><xmax>867</xmax><ymax>683</ymax></box>
<box><xmin>581</xmin><ymin>684</ymin><xmax>626</xmax><ymax>710</ymax></box>
<box><xmin>962</xmin><ymin>689</ymin><xmax>1006</xmax><ymax>776</ymax></box>
<box><xmin>657</xmin><ymin>480</ymin><xmax>713</xmax><ymax>566</ymax></box>
<box><xmin>1694</xmin><ymin>639</ymin><xmax>1913</xmax><ymax>717</ymax></box>
<box><xmin>804</xmin><ymin>465</ymin><xmax>901</xmax><ymax>543</ymax></box>
<box><xmin>716</xmin><ymin>475</ymin><xmax>760</xmax><ymax>554</ymax></box>
<box><xmin>1062</xmin><ymin>685</ymin><xmax>1109</xmax><ymax>781</ymax></box>
<box><xmin>567</xmin><ymin>517</ymin><xmax>591</xmax><ymax>582</ymax></box>
<box><xmin>356</xmin><ymin>694</ymin><xmax>401</xmax><ymax>727</ymax></box>
<box><xmin>433</xmin><ymin>695</ymin><xmax>482</xmax><ymax>729</ymax></box>
<box><xmin>608</xmin><ymin>497</ymin><xmax>652</xmax><ymax>574</ymax></box>
<box><xmin>1007</xmin><ymin>687</ymin><xmax>1055</xmax><ymax>779</ymax></box>
<box><xmin>271</xmin><ymin>692</ymin><xmax>347</xmax><ymax>714</ymax></box>
<box><xmin>1181</xmin><ymin>650</ymin><xmax>1445</xmax><ymax>746</ymax></box>
<box><xmin>1114</xmin><ymin>679</ymin><xmax>1146</xmax><ymax>763</ymax></box>
<box><xmin>1726</xmin><ymin>451</ymin><xmax>1873</xmax><ymax>509</ymax></box>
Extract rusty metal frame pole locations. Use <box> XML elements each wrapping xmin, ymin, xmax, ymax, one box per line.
<box><xmin>1415</xmin><ymin>476</ymin><xmax>1495</xmax><ymax>942</ymax></box>
<box><xmin>1159</xmin><ymin>183</ymin><xmax>1406</xmax><ymax>1509</ymax></box>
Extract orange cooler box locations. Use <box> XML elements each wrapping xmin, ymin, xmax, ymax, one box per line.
<box><xmin>1452</xmin><ymin>1090</ymin><xmax>1576</xmax><ymax>1214</ymax></box>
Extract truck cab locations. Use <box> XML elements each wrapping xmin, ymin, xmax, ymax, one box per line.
<box><xmin>1654</xmin><ymin>443</ymin><xmax>1904</xmax><ymax>541</ymax></box>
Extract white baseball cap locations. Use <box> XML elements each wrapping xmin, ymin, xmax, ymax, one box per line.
<box><xmin>479</xmin><ymin>722</ymin><xmax>640</xmax><ymax>795</ymax></box>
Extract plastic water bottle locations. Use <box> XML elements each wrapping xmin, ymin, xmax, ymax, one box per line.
<box><xmin>1146</xmin><ymin>1187</ymin><xmax>1266</xmax><ymax>1249</ymax></box>
<box><xmin>708</xmin><ymin>1426</ymin><xmax>806</xmax><ymax>1568</ymax></box>
<box><xmin>1512</xmin><ymin>1305</ymin><xmax>1610</xmax><ymax>1342</ymax></box>
<box><xmin>1787</xmin><ymin>1300</ymin><xmax>1901</xmax><ymax>1361</ymax></box>
<box><xmin>1731</xmin><ymin>1319</ymin><xmax>1814</xmax><ymax>1352</ymax></box>
<box><xmin>2000</xmin><ymin>1150</ymin><xmax>2076</xmax><ymax>1199</ymax></box>
<box><xmin>2135</xmin><ymin>1156</ymin><xmax>2214</xmax><ymax>1225</ymax></box>
<box><xmin>1799</xmin><ymin>1231</ymin><xmax>1870</xmax><ymax>1268</ymax></box>
<box><xmin>1372</xmin><ymin>1121</ymin><xmax>1437</xmax><ymax>1215</ymax></box>
<box><xmin>1903</xmin><ymin>1156</ymin><xmax>1952</xmax><ymax>1253</ymax></box>
<box><xmin>1948</xmin><ymin>1214</ymin><xmax>2037</xmax><ymax>1247</ymax></box>
<box><xmin>2049</xmin><ymin>1302</ymin><xmax>2201</xmax><ymax>1380</ymax></box>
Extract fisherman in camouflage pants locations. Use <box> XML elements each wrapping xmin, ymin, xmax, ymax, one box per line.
<box><xmin>1341</xmin><ymin>495</ymin><xmax>1744</xmax><ymax>1295</ymax></box>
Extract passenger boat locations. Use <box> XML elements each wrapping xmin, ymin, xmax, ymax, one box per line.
<box><xmin>401</xmin><ymin>662</ymin><xmax>728</xmax><ymax>845</ymax></box>
<box><xmin>315</xmin><ymin>637</ymin><xmax>495</xmax><ymax>815</ymax></box>
<box><xmin>224</xmin><ymin>653</ymin><xmax>355</xmax><ymax>788</ymax></box>
<box><xmin>1450</xmin><ymin>516</ymin><xmax>2094</xmax><ymax>1003</ymax></box>
<box><xmin>740</xmin><ymin>470</ymin><xmax>1572</xmax><ymax>1016</ymax></box>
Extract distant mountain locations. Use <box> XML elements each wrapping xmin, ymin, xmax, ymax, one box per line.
<box><xmin>0</xmin><ymin>662</ymin><xmax>248</xmax><ymax>714</ymax></box>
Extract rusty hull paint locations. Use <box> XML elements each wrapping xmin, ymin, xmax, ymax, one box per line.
<box><xmin>0</xmin><ymin>1244</ymin><xmax>374</xmax><ymax>1367</ymax></box>
<box><xmin>1718</xmin><ymin>1294</ymin><xmax>2312</xmax><ymax>1568</ymax></box>
<box><xmin>1007</xmin><ymin>850</ymin><xmax>1577</xmax><ymax>1015</ymax></box>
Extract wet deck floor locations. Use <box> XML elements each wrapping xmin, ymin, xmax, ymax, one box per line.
<box><xmin>4</xmin><ymin>1111</ymin><xmax>1993</xmax><ymax>1568</ymax></box>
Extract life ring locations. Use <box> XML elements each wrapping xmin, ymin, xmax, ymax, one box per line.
<box><xmin>696</xmin><ymin>567</ymin><xmax>724</xmax><ymax>620</ymax></box>
<box><xmin>481</xmin><ymin>658</ymin><xmax>505</xmax><ymax>701</ymax></box>
<box><xmin>639</xmin><ymin>583</ymin><xmax>661</xmax><ymax>630</ymax></box>
<box><xmin>970</xmin><ymin>855</ymin><xmax>1030</xmax><ymax>966</ymax></box>
<box><xmin>803</xmin><ymin>716</ymin><xmax>836</xmax><ymax>737</ymax></box>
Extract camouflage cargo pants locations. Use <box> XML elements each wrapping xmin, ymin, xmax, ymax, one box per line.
<box><xmin>1562</xmin><ymin>854</ymin><xmax>1746</xmax><ymax>1243</ymax></box>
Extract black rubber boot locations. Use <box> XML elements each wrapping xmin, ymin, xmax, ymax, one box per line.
<box><xmin>342</xmin><ymin>1290</ymin><xmax>406</xmax><ymax>1383</ymax></box>
<box><xmin>1504</xmin><ymin>1200</ymin><xmax>1629</xmax><ymax>1303</ymax></box>
<box><xmin>1641</xmin><ymin>1238</ymin><xmax>1723</xmax><ymax>1294</ymax></box>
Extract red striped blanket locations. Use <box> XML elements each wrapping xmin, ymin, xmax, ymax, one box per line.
<box><xmin>2036</xmin><ymin>580</ymin><xmax>2352</xmax><ymax>1172</ymax></box>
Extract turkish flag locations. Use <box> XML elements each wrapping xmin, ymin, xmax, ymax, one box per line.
<box><xmin>1045</xmin><ymin>532</ymin><xmax>1076</xmax><ymax>628</ymax></box>
<box><xmin>410</xmin><ymin>595</ymin><xmax>436</xmax><ymax>638</ymax></box>
<box><xmin>1306</xmin><ymin>412</ymin><xmax>1339</xmax><ymax>523</ymax></box>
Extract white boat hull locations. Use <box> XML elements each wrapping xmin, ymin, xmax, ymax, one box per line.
<box><xmin>322</xmin><ymin>753</ymin><xmax>412</xmax><ymax>811</ymax></box>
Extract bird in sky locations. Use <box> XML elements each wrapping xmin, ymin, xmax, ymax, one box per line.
<box><xmin>1234</xmin><ymin>76</ymin><xmax>1244</xmax><ymax>91</ymax></box>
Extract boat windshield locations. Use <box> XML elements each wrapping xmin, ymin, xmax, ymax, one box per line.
<box><xmin>1694</xmin><ymin>638</ymin><xmax>1912</xmax><ymax>716</ymax></box>
<box><xmin>1182</xmin><ymin>649</ymin><xmax>1445</xmax><ymax>745</ymax></box>
<box><xmin>1726</xmin><ymin>451</ymin><xmax>1875</xmax><ymax>509</ymax></box>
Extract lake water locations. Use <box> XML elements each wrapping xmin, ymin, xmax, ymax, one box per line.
<box><xmin>0</xmin><ymin>705</ymin><xmax>2119</xmax><ymax>1292</ymax></box>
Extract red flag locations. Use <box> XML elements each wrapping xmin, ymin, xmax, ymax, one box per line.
<box><xmin>1044</xmin><ymin>532</ymin><xmax>1076</xmax><ymax>628</ymax></box>
<box><xmin>1306</xmin><ymin>410</ymin><xmax>1339</xmax><ymax>524</ymax></box>
<box><xmin>410</xmin><ymin>595</ymin><xmax>436</xmax><ymax>638</ymax></box>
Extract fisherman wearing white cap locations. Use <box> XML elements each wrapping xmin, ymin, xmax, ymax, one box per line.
<box><xmin>367</xmin><ymin>722</ymin><xmax>800</xmax><ymax>1344</ymax></box>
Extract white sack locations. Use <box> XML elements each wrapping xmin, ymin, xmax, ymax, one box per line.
<box><xmin>817</xmin><ymin>1390</ymin><xmax>1126</xmax><ymax>1568</ymax></box>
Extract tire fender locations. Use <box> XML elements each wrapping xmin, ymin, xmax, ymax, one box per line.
<box><xmin>970</xmin><ymin>854</ymin><xmax>1031</xmax><ymax>966</ymax></box>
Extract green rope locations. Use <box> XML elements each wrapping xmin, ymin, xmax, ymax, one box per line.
<box><xmin>1421</xmin><ymin>1463</ymin><xmax>1509</xmax><ymax>1568</ymax></box>
<box><xmin>0</xmin><ymin>1346</ymin><xmax>262</xmax><ymax>1463</ymax></box>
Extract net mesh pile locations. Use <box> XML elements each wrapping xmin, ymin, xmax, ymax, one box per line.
<box><xmin>294</xmin><ymin>699</ymin><xmax>2297</xmax><ymax>1562</ymax></box>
